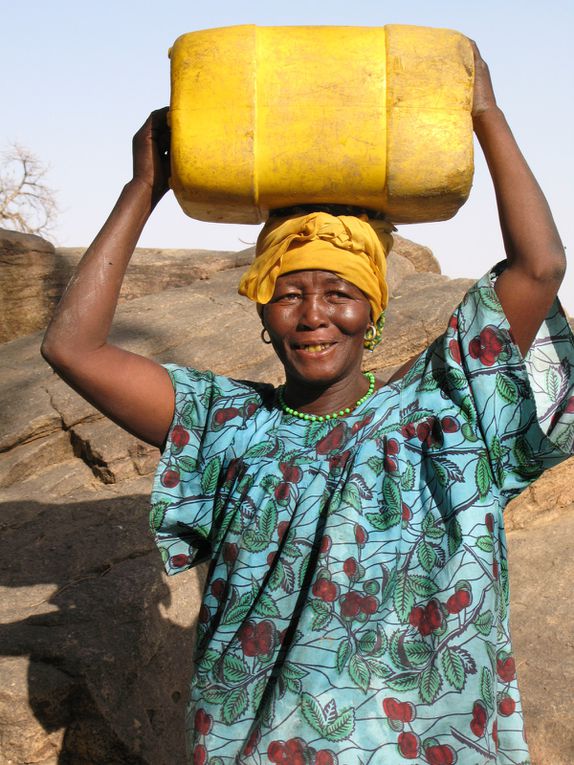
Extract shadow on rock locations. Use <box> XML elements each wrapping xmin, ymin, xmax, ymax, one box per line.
<box><xmin>0</xmin><ymin>494</ymin><xmax>203</xmax><ymax>765</ymax></box>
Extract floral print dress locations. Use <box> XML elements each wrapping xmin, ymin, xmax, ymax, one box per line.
<box><xmin>151</xmin><ymin>265</ymin><xmax>574</xmax><ymax>765</ymax></box>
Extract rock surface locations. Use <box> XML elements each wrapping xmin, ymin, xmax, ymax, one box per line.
<box><xmin>0</xmin><ymin>230</ymin><xmax>573</xmax><ymax>763</ymax></box>
<box><xmin>0</xmin><ymin>229</ymin><xmax>56</xmax><ymax>343</ymax></box>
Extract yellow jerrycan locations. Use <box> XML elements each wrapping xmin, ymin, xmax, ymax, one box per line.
<box><xmin>169</xmin><ymin>24</ymin><xmax>474</xmax><ymax>225</ymax></box>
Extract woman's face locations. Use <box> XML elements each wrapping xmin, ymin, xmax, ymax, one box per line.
<box><xmin>262</xmin><ymin>270</ymin><xmax>371</xmax><ymax>389</ymax></box>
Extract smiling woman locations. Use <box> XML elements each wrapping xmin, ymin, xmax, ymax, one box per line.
<box><xmin>40</xmin><ymin>42</ymin><xmax>572</xmax><ymax>765</ymax></box>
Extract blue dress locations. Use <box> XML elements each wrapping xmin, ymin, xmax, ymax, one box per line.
<box><xmin>151</xmin><ymin>265</ymin><xmax>574</xmax><ymax>765</ymax></box>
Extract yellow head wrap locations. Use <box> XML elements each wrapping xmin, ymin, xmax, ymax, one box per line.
<box><xmin>238</xmin><ymin>212</ymin><xmax>394</xmax><ymax>323</ymax></box>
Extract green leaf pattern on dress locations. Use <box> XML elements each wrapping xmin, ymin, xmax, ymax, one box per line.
<box><xmin>151</xmin><ymin>266</ymin><xmax>574</xmax><ymax>764</ymax></box>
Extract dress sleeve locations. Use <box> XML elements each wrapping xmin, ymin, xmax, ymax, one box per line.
<box><xmin>149</xmin><ymin>366</ymin><xmax>264</xmax><ymax>575</ymax></box>
<box><xmin>448</xmin><ymin>261</ymin><xmax>574</xmax><ymax>502</ymax></box>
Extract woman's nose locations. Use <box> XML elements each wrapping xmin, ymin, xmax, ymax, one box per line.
<box><xmin>297</xmin><ymin>295</ymin><xmax>329</xmax><ymax>329</ymax></box>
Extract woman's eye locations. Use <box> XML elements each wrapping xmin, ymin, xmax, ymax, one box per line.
<box><xmin>328</xmin><ymin>290</ymin><xmax>352</xmax><ymax>300</ymax></box>
<box><xmin>276</xmin><ymin>292</ymin><xmax>301</xmax><ymax>302</ymax></box>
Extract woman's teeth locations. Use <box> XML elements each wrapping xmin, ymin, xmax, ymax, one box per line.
<box><xmin>300</xmin><ymin>343</ymin><xmax>333</xmax><ymax>352</ymax></box>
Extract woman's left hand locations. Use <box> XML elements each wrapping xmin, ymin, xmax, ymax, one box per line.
<box><xmin>469</xmin><ymin>40</ymin><xmax>497</xmax><ymax>121</ymax></box>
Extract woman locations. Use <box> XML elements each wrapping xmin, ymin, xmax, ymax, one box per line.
<box><xmin>42</xmin><ymin>42</ymin><xmax>570</xmax><ymax>765</ymax></box>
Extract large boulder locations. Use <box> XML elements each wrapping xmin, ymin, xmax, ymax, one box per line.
<box><xmin>0</xmin><ymin>240</ymin><xmax>572</xmax><ymax>763</ymax></box>
<box><xmin>0</xmin><ymin>228</ymin><xmax>255</xmax><ymax>344</ymax></box>
<box><xmin>0</xmin><ymin>229</ymin><xmax>56</xmax><ymax>343</ymax></box>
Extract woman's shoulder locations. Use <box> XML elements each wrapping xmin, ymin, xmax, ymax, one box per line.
<box><xmin>165</xmin><ymin>364</ymin><xmax>276</xmax><ymax>411</ymax></box>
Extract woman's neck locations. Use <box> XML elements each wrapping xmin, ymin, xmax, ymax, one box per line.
<box><xmin>281</xmin><ymin>372</ymin><xmax>374</xmax><ymax>416</ymax></box>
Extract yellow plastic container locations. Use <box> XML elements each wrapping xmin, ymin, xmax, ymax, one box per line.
<box><xmin>169</xmin><ymin>25</ymin><xmax>474</xmax><ymax>225</ymax></box>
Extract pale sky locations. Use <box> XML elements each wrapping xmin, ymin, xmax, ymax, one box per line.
<box><xmin>3</xmin><ymin>1</ymin><xmax>573</xmax><ymax>311</ymax></box>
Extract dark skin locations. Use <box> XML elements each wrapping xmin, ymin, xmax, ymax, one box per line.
<box><xmin>262</xmin><ymin>270</ymin><xmax>373</xmax><ymax>414</ymax></box>
<box><xmin>41</xmin><ymin>41</ymin><xmax>565</xmax><ymax>447</ymax></box>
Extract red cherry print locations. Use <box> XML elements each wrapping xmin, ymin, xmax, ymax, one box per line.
<box><xmin>469</xmin><ymin>337</ymin><xmax>481</xmax><ymax>359</ymax></box>
<box><xmin>161</xmin><ymin>469</ymin><xmax>180</xmax><ymax>488</ymax></box>
<box><xmin>384</xmin><ymin>456</ymin><xmax>398</xmax><ymax>472</ymax></box>
<box><xmin>411</xmin><ymin>600</ymin><xmax>443</xmax><ymax>636</ymax></box>
<box><xmin>315</xmin><ymin>423</ymin><xmax>346</xmax><ymax>455</ymax></box>
<box><xmin>416</xmin><ymin>421</ymin><xmax>431</xmax><ymax>443</ymax></box>
<box><xmin>223</xmin><ymin>542</ymin><xmax>238</xmax><ymax>564</ymax></box>
<box><xmin>277</xmin><ymin>520</ymin><xmax>289</xmax><ymax>541</ymax></box>
<box><xmin>360</xmin><ymin>595</ymin><xmax>379</xmax><ymax>615</ymax></box>
<box><xmin>441</xmin><ymin>416</ymin><xmax>460</xmax><ymax>433</ymax></box>
<box><xmin>468</xmin><ymin>326</ymin><xmax>505</xmax><ymax>366</ymax></box>
<box><xmin>446</xmin><ymin>589</ymin><xmax>471</xmax><ymax>615</ymax></box>
<box><xmin>485</xmin><ymin>513</ymin><xmax>495</xmax><ymax>533</ymax></box>
<box><xmin>214</xmin><ymin>406</ymin><xmax>240</xmax><ymax>425</ymax></box>
<box><xmin>387</xmin><ymin>438</ymin><xmax>400</xmax><ymax>455</ymax></box>
<box><xmin>470</xmin><ymin>700</ymin><xmax>487</xmax><ymax>737</ymax></box>
<box><xmin>402</xmin><ymin>503</ymin><xmax>412</xmax><ymax>522</ymax></box>
<box><xmin>266</xmin><ymin>551</ymin><xmax>276</xmax><ymax>566</ymax></box>
<box><xmin>193</xmin><ymin>743</ymin><xmax>207</xmax><ymax>765</ymax></box>
<box><xmin>315</xmin><ymin>750</ymin><xmax>337</xmax><ymax>765</ymax></box>
<box><xmin>171</xmin><ymin>424</ymin><xmax>190</xmax><ymax>448</ymax></box>
<box><xmin>312</xmin><ymin>578</ymin><xmax>338</xmax><ymax>603</ymax></box>
<box><xmin>279</xmin><ymin>462</ymin><xmax>302</xmax><ymax>482</ymax></box>
<box><xmin>449</xmin><ymin>314</ymin><xmax>458</xmax><ymax>331</ymax></box>
<box><xmin>383</xmin><ymin>697</ymin><xmax>402</xmax><ymax>719</ymax></box>
<box><xmin>244</xmin><ymin>401</ymin><xmax>258</xmax><ymax>418</ymax></box>
<box><xmin>274</xmin><ymin>481</ymin><xmax>290</xmax><ymax>502</ymax></box>
<box><xmin>354</xmin><ymin>524</ymin><xmax>368</xmax><ymax>546</ymax></box>
<box><xmin>268</xmin><ymin>740</ymin><xmax>286</xmax><ymax>762</ymax></box>
<box><xmin>397</xmin><ymin>731</ymin><xmax>419</xmax><ymax>759</ymax></box>
<box><xmin>343</xmin><ymin>557</ymin><xmax>358</xmax><ymax>578</ymax></box>
<box><xmin>285</xmin><ymin>738</ymin><xmax>306</xmax><ymax>765</ymax></box>
<box><xmin>340</xmin><ymin>591</ymin><xmax>363</xmax><ymax>618</ymax></box>
<box><xmin>449</xmin><ymin>338</ymin><xmax>462</xmax><ymax>364</ymax></box>
<box><xmin>194</xmin><ymin>708</ymin><xmax>213</xmax><ymax>735</ymax></box>
<box><xmin>492</xmin><ymin>720</ymin><xmax>499</xmax><ymax>749</ymax></box>
<box><xmin>210</xmin><ymin>578</ymin><xmax>226</xmax><ymax>600</ymax></box>
<box><xmin>320</xmin><ymin>534</ymin><xmax>332</xmax><ymax>554</ymax></box>
<box><xmin>497</xmin><ymin>656</ymin><xmax>516</xmax><ymax>683</ymax></box>
<box><xmin>498</xmin><ymin>695</ymin><xmax>516</xmax><ymax>717</ymax></box>
<box><xmin>492</xmin><ymin>560</ymin><xmax>499</xmax><ymax>580</ymax></box>
<box><xmin>243</xmin><ymin>727</ymin><xmax>261</xmax><ymax>756</ymax></box>
<box><xmin>170</xmin><ymin>553</ymin><xmax>190</xmax><ymax>568</ymax></box>
<box><xmin>198</xmin><ymin>603</ymin><xmax>210</xmax><ymax>623</ymax></box>
<box><xmin>402</xmin><ymin>422</ymin><xmax>416</xmax><ymax>439</ymax></box>
<box><xmin>409</xmin><ymin>606</ymin><xmax>424</xmax><ymax>627</ymax></box>
<box><xmin>426</xmin><ymin>599</ymin><xmax>443</xmax><ymax>630</ymax></box>
<box><xmin>329</xmin><ymin>449</ymin><xmax>351</xmax><ymax>470</ymax></box>
<box><xmin>238</xmin><ymin>620</ymin><xmax>276</xmax><ymax>656</ymax></box>
<box><xmin>425</xmin><ymin>744</ymin><xmax>456</xmax><ymax>765</ymax></box>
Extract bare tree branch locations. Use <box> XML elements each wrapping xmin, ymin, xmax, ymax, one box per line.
<box><xmin>0</xmin><ymin>143</ymin><xmax>58</xmax><ymax>238</ymax></box>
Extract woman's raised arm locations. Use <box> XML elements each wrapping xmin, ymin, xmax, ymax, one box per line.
<box><xmin>41</xmin><ymin>109</ymin><xmax>176</xmax><ymax>448</ymax></box>
<box><xmin>470</xmin><ymin>41</ymin><xmax>566</xmax><ymax>356</ymax></box>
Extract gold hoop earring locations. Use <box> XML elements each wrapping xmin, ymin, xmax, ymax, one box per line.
<box><xmin>261</xmin><ymin>328</ymin><xmax>272</xmax><ymax>345</ymax></box>
<box><xmin>364</xmin><ymin>323</ymin><xmax>377</xmax><ymax>342</ymax></box>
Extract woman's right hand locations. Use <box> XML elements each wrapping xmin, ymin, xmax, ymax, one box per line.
<box><xmin>132</xmin><ymin>107</ymin><xmax>171</xmax><ymax>209</ymax></box>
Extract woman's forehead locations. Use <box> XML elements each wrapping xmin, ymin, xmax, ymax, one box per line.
<box><xmin>276</xmin><ymin>269</ymin><xmax>355</xmax><ymax>287</ymax></box>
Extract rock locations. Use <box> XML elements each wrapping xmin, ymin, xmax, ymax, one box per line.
<box><xmin>0</xmin><ymin>334</ymin><xmax>60</xmax><ymax>452</ymax></box>
<box><xmin>0</xmin><ymin>229</ymin><xmax>56</xmax><ymax>343</ymax></box>
<box><xmin>508</xmin><ymin>507</ymin><xmax>574</xmax><ymax>764</ymax></box>
<box><xmin>0</xmin><ymin>485</ymin><xmax>205</xmax><ymax>765</ymax></box>
<box><xmin>0</xmin><ymin>228</ymin><xmax>255</xmax><ymax>344</ymax></box>
<box><xmin>385</xmin><ymin>251</ymin><xmax>416</xmax><ymax>299</ymax></box>
<box><xmin>54</xmin><ymin>245</ymin><xmax>255</xmax><ymax>303</ymax></box>
<box><xmin>505</xmin><ymin>458</ymin><xmax>574</xmax><ymax>532</ymax></box>
<box><xmin>391</xmin><ymin>233</ymin><xmax>441</xmax><ymax>274</ymax></box>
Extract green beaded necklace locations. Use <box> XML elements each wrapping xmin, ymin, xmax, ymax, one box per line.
<box><xmin>278</xmin><ymin>371</ymin><xmax>376</xmax><ymax>423</ymax></box>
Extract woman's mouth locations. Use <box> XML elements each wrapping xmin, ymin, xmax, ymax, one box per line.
<box><xmin>294</xmin><ymin>342</ymin><xmax>336</xmax><ymax>354</ymax></box>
